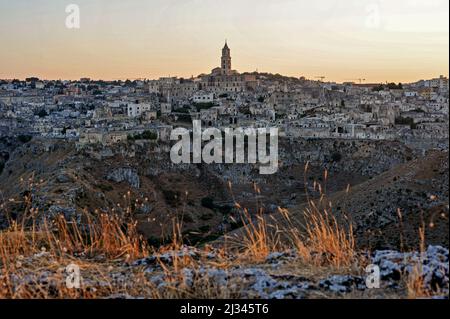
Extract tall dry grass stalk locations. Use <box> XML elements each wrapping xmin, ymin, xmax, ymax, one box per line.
<box><xmin>0</xmin><ymin>168</ymin><xmax>364</xmax><ymax>299</ymax></box>
<box><xmin>152</xmin><ymin>218</ymin><xmax>239</xmax><ymax>299</ymax></box>
<box><xmin>301</xmin><ymin>204</ymin><xmax>355</xmax><ymax>268</ymax></box>
<box><xmin>157</xmin><ymin>219</ymin><xmax>196</xmax><ymax>282</ymax></box>
<box><xmin>0</xmin><ymin>212</ymin><xmax>147</xmax><ymax>263</ymax></box>
<box><xmin>238</xmin><ymin>205</ymin><xmax>279</xmax><ymax>262</ymax></box>
<box><xmin>228</xmin><ymin>165</ymin><xmax>357</xmax><ymax>269</ymax></box>
<box><xmin>0</xmin><ymin>209</ymin><xmax>151</xmax><ymax>299</ymax></box>
<box><xmin>406</xmin><ymin>225</ymin><xmax>433</xmax><ymax>299</ymax></box>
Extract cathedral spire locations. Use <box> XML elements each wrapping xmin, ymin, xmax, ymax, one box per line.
<box><xmin>221</xmin><ymin>40</ymin><xmax>231</xmax><ymax>74</ymax></box>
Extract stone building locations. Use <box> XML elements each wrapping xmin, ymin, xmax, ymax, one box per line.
<box><xmin>372</xmin><ymin>104</ymin><xmax>399</xmax><ymax>125</ymax></box>
<box><xmin>199</xmin><ymin>42</ymin><xmax>257</xmax><ymax>94</ymax></box>
<box><xmin>127</xmin><ymin>103</ymin><xmax>152</xmax><ymax>118</ymax></box>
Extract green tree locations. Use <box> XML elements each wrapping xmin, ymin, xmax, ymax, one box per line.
<box><xmin>18</xmin><ymin>135</ymin><xmax>32</xmax><ymax>143</ymax></box>
<box><xmin>36</xmin><ymin>109</ymin><xmax>48</xmax><ymax>118</ymax></box>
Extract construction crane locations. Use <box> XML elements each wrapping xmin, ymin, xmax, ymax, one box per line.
<box><xmin>315</xmin><ymin>76</ymin><xmax>326</xmax><ymax>82</ymax></box>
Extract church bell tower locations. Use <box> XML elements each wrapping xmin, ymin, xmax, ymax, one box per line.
<box><xmin>221</xmin><ymin>41</ymin><xmax>232</xmax><ymax>75</ymax></box>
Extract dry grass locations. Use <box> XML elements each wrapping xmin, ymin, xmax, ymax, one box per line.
<box><xmin>0</xmin><ymin>167</ymin><xmax>443</xmax><ymax>299</ymax></box>
<box><xmin>227</xmin><ymin>165</ymin><xmax>358</xmax><ymax>269</ymax></box>
<box><xmin>0</xmin><ymin>212</ymin><xmax>147</xmax><ymax>263</ymax></box>
<box><xmin>405</xmin><ymin>225</ymin><xmax>435</xmax><ymax>299</ymax></box>
<box><xmin>0</xmin><ymin>202</ymin><xmax>242</xmax><ymax>299</ymax></box>
<box><xmin>236</xmin><ymin>205</ymin><xmax>278</xmax><ymax>262</ymax></box>
<box><xmin>154</xmin><ymin>269</ymin><xmax>243</xmax><ymax>299</ymax></box>
<box><xmin>0</xmin><ymin>210</ymin><xmax>148</xmax><ymax>298</ymax></box>
<box><xmin>298</xmin><ymin>204</ymin><xmax>355</xmax><ymax>268</ymax></box>
<box><xmin>0</xmin><ymin>194</ymin><xmax>360</xmax><ymax>299</ymax></box>
<box><xmin>406</xmin><ymin>263</ymin><xmax>431</xmax><ymax>299</ymax></box>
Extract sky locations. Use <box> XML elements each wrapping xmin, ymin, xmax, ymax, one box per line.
<box><xmin>0</xmin><ymin>0</ymin><xmax>448</xmax><ymax>83</ymax></box>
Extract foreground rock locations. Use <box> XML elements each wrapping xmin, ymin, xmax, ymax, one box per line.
<box><xmin>3</xmin><ymin>245</ymin><xmax>448</xmax><ymax>299</ymax></box>
<box><xmin>128</xmin><ymin>245</ymin><xmax>449</xmax><ymax>299</ymax></box>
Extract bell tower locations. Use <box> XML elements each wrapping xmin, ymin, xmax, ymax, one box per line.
<box><xmin>221</xmin><ymin>41</ymin><xmax>232</xmax><ymax>75</ymax></box>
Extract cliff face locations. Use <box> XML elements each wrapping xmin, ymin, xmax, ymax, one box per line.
<box><xmin>0</xmin><ymin>137</ymin><xmax>449</xmax><ymax>299</ymax></box>
<box><xmin>0</xmin><ymin>137</ymin><xmax>446</xmax><ymax>250</ymax></box>
<box><xmin>106</xmin><ymin>168</ymin><xmax>140</xmax><ymax>189</ymax></box>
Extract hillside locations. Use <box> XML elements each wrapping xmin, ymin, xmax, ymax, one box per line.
<box><xmin>0</xmin><ymin>138</ymin><xmax>448</xmax><ymax>299</ymax></box>
<box><xmin>328</xmin><ymin>150</ymin><xmax>448</xmax><ymax>250</ymax></box>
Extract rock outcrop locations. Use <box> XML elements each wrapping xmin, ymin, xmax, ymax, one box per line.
<box><xmin>106</xmin><ymin>167</ymin><xmax>140</xmax><ymax>189</ymax></box>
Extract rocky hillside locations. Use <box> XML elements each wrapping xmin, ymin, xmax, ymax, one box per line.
<box><xmin>258</xmin><ymin>150</ymin><xmax>449</xmax><ymax>251</ymax></box>
<box><xmin>0</xmin><ymin>137</ymin><xmax>448</xmax><ymax>299</ymax></box>
<box><xmin>0</xmin><ymin>137</ymin><xmax>445</xmax><ymax>250</ymax></box>
<box><xmin>329</xmin><ymin>150</ymin><xmax>449</xmax><ymax>250</ymax></box>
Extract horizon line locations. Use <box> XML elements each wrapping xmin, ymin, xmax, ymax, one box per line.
<box><xmin>1</xmin><ymin>73</ymin><xmax>448</xmax><ymax>85</ymax></box>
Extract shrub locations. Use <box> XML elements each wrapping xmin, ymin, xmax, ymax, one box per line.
<box><xmin>201</xmin><ymin>197</ymin><xmax>215</xmax><ymax>210</ymax></box>
<box><xmin>36</xmin><ymin>109</ymin><xmax>48</xmax><ymax>118</ymax></box>
<box><xmin>141</xmin><ymin>130</ymin><xmax>157</xmax><ymax>140</ymax></box>
<box><xmin>175</xmin><ymin>107</ymin><xmax>190</xmax><ymax>114</ymax></box>
<box><xmin>200</xmin><ymin>212</ymin><xmax>214</xmax><ymax>221</ymax></box>
<box><xmin>176</xmin><ymin>114</ymin><xmax>192</xmax><ymax>123</ymax></box>
<box><xmin>162</xmin><ymin>189</ymin><xmax>180</xmax><ymax>206</ymax></box>
<box><xmin>217</xmin><ymin>204</ymin><xmax>233</xmax><ymax>215</ymax></box>
<box><xmin>194</xmin><ymin>102</ymin><xmax>214</xmax><ymax>111</ymax></box>
<box><xmin>18</xmin><ymin>135</ymin><xmax>32</xmax><ymax>143</ymax></box>
<box><xmin>182</xmin><ymin>213</ymin><xmax>194</xmax><ymax>223</ymax></box>
<box><xmin>199</xmin><ymin>225</ymin><xmax>211</xmax><ymax>233</ymax></box>
<box><xmin>331</xmin><ymin>152</ymin><xmax>342</xmax><ymax>162</ymax></box>
<box><xmin>96</xmin><ymin>184</ymin><xmax>114</xmax><ymax>192</ymax></box>
<box><xmin>128</xmin><ymin>130</ymin><xmax>157</xmax><ymax>141</ymax></box>
<box><xmin>395</xmin><ymin>117</ymin><xmax>417</xmax><ymax>129</ymax></box>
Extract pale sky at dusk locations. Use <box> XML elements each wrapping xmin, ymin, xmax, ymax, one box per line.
<box><xmin>0</xmin><ymin>0</ymin><xmax>448</xmax><ymax>83</ymax></box>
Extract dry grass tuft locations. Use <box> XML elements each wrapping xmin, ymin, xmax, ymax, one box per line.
<box><xmin>405</xmin><ymin>226</ymin><xmax>435</xmax><ymax>299</ymax></box>
<box><xmin>228</xmin><ymin>167</ymin><xmax>357</xmax><ymax>269</ymax></box>
<box><xmin>0</xmin><ymin>212</ymin><xmax>147</xmax><ymax>263</ymax></box>
<box><xmin>0</xmin><ymin>169</ymin><xmax>442</xmax><ymax>299</ymax></box>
